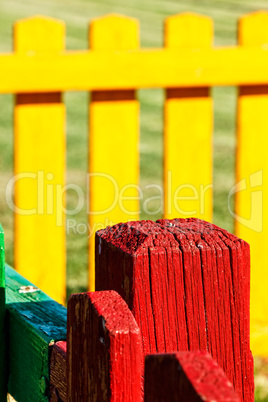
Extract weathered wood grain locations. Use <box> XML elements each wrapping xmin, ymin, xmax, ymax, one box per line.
<box><xmin>5</xmin><ymin>265</ymin><xmax>67</xmax><ymax>402</ymax></box>
<box><xmin>50</xmin><ymin>341</ymin><xmax>67</xmax><ymax>402</ymax></box>
<box><xmin>67</xmin><ymin>290</ymin><xmax>142</xmax><ymax>401</ymax></box>
<box><xmin>144</xmin><ymin>351</ymin><xmax>239</xmax><ymax>401</ymax></box>
<box><xmin>95</xmin><ymin>218</ymin><xmax>254</xmax><ymax>401</ymax></box>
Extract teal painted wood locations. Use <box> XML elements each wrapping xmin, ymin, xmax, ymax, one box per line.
<box><xmin>5</xmin><ymin>264</ymin><xmax>67</xmax><ymax>402</ymax></box>
<box><xmin>0</xmin><ymin>225</ymin><xmax>6</xmax><ymax>400</ymax></box>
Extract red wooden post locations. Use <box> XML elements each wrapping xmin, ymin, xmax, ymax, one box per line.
<box><xmin>50</xmin><ymin>341</ymin><xmax>67</xmax><ymax>401</ymax></box>
<box><xmin>95</xmin><ymin>218</ymin><xmax>254</xmax><ymax>401</ymax></box>
<box><xmin>67</xmin><ymin>290</ymin><xmax>142</xmax><ymax>401</ymax></box>
<box><xmin>144</xmin><ymin>351</ymin><xmax>239</xmax><ymax>402</ymax></box>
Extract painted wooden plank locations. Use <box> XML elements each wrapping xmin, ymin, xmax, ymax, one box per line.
<box><xmin>164</xmin><ymin>13</ymin><xmax>213</xmax><ymax>222</ymax></box>
<box><xmin>67</xmin><ymin>290</ymin><xmax>142</xmax><ymax>401</ymax></box>
<box><xmin>2</xmin><ymin>46</ymin><xmax>268</xmax><ymax>93</ymax></box>
<box><xmin>95</xmin><ymin>218</ymin><xmax>254</xmax><ymax>401</ymax></box>
<box><xmin>236</xmin><ymin>11</ymin><xmax>268</xmax><ymax>356</ymax></box>
<box><xmin>0</xmin><ymin>225</ymin><xmax>6</xmax><ymax>400</ymax></box>
<box><xmin>14</xmin><ymin>16</ymin><xmax>66</xmax><ymax>304</ymax></box>
<box><xmin>144</xmin><ymin>351</ymin><xmax>239</xmax><ymax>402</ymax></box>
<box><xmin>50</xmin><ymin>341</ymin><xmax>67</xmax><ymax>402</ymax></box>
<box><xmin>5</xmin><ymin>264</ymin><xmax>66</xmax><ymax>402</ymax></box>
<box><xmin>88</xmin><ymin>14</ymin><xmax>140</xmax><ymax>291</ymax></box>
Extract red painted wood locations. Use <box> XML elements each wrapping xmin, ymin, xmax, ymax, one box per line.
<box><xmin>67</xmin><ymin>290</ymin><xmax>142</xmax><ymax>402</ymax></box>
<box><xmin>95</xmin><ymin>218</ymin><xmax>254</xmax><ymax>401</ymax></box>
<box><xmin>144</xmin><ymin>351</ymin><xmax>239</xmax><ymax>402</ymax></box>
<box><xmin>50</xmin><ymin>341</ymin><xmax>67</xmax><ymax>401</ymax></box>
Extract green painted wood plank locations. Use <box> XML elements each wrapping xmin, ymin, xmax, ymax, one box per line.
<box><xmin>5</xmin><ymin>264</ymin><xmax>67</xmax><ymax>402</ymax></box>
<box><xmin>0</xmin><ymin>225</ymin><xmax>6</xmax><ymax>401</ymax></box>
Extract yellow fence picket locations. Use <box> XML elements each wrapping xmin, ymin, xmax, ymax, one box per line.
<box><xmin>14</xmin><ymin>16</ymin><xmax>66</xmax><ymax>304</ymax></box>
<box><xmin>88</xmin><ymin>15</ymin><xmax>140</xmax><ymax>290</ymax></box>
<box><xmin>236</xmin><ymin>11</ymin><xmax>268</xmax><ymax>355</ymax></box>
<box><xmin>164</xmin><ymin>13</ymin><xmax>213</xmax><ymax>222</ymax></box>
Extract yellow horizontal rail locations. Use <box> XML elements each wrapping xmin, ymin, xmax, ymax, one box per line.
<box><xmin>1</xmin><ymin>46</ymin><xmax>268</xmax><ymax>93</ymax></box>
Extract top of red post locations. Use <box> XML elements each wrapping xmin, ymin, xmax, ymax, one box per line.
<box><xmin>96</xmin><ymin>217</ymin><xmax>254</xmax><ymax>401</ymax></box>
<box><xmin>97</xmin><ymin>217</ymin><xmax>241</xmax><ymax>256</ymax></box>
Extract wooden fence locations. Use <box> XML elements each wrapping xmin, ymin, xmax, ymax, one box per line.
<box><xmin>0</xmin><ymin>219</ymin><xmax>254</xmax><ymax>401</ymax></box>
<box><xmin>1</xmin><ymin>11</ymin><xmax>268</xmax><ymax>355</ymax></box>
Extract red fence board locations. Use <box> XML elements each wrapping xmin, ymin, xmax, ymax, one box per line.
<box><xmin>144</xmin><ymin>351</ymin><xmax>239</xmax><ymax>402</ymax></box>
<box><xmin>67</xmin><ymin>290</ymin><xmax>142</xmax><ymax>401</ymax></box>
<box><xmin>50</xmin><ymin>341</ymin><xmax>67</xmax><ymax>401</ymax></box>
<box><xmin>95</xmin><ymin>218</ymin><xmax>254</xmax><ymax>401</ymax></box>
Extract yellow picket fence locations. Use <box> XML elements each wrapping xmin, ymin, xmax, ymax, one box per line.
<box><xmin>1</xmin><ymin>11</ymin><xmax>268</xmax><ymax>355</ymax></box>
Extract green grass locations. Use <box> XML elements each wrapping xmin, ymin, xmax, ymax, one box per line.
<box><xmin>0</xmin><ymin>0</ymin><xmax>268</xmax><ymax>399</ymax></box>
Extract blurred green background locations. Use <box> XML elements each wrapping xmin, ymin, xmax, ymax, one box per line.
<box><xmin>0</xmin><ymin>0</ymin><xmax>268</xmax><ymax>398</ymax></box>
